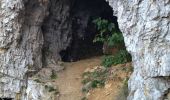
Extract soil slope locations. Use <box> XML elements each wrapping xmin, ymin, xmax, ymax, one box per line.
<box><xmin>55</xmin><ymin>56</ymin><xmax>131</xmax><ymax>100</ymax></box>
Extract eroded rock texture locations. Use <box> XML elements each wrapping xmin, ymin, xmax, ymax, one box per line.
<box><xmin>0</xmin><ymin>0</ymin><xmax>54</xmax><ymax>99</ymax></box>
<box><xmin>107</xmin><ymin>0</ymin><xmax>170</xmax><ymax>99</ymax></box>
<box><xmin>42</xmin><ymin>0</ymin><xmax>73</xmax><ymax>66</ymax></box>
<box><xmin>1</xmin><ymin>0</ymin><xmax>169</xmax><ymax>99</ymax></box>
<box><xmin>0</xmin><ymin>0</ymin><xmax>114</xmax><ymax>99</ymax></box>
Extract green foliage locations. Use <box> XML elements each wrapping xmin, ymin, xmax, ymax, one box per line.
<box><xmin>101</xmin><ymin>55</ymin><xmax>114</xmax><ymax>68</ymax></box>
<box><xmin>82</xmin><ymin>69</ymin><xmax>109</xmax><ymax>92</ymax></box>
<box><xmin>93</xmin><ymin>18</ymin><xmax>131</xmax><ymax>67</ymax></box>
<box><xmin>45</xmin><ymin>85</ymin><xmax>58</xmax><ymax>93</ymax></box>
<box><xmin>50</xmin><ymin>70</ymin><xmax>57</xmax><ymax>80</ymax></box>
<box><xmin>113</xmin><ymin>50</ymin><xmax>131</xmax><ymax>64</ymax></box>
<box><xmin>91</xmin><ymin>80</ymin><xmax>105</xmax><ymax>88</ymax></box>
<box><xmin>93</xmin><ymin>18</ymin><xmax>124</xmax><ymax>47</ymax></box>
<box><xmin>107</xmin><ymin>32</ymin><xmax>124</xmax><ymax>47</ymax></box>
<box><xmin>101</xmin><ymin>50</ymin><xmax>131</xmax><ymax>68</ymax></box>
<box><xmin>48</xmin><ymin>87</ymin><xmax>56</xmax><ymax>92</ymax></box>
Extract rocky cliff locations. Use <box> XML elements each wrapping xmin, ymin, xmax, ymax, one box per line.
<box><xmin>0</xmin><ymin>0</ymin><xmax>170</xmax><ymax>100</ymax></box>
<box><xmin>107</xmin><ymin>0</ymin><xmax>170</xmax><ymax>99</ymax></box>
<box><xmin>0</xmin><ymin>0</ymin><xmax>114</xmax><ymax>99</ymax></box>
<box><xmin>0</xmin><ymin>0</ymin><xmax>52</xmax><ymax>99</ymax></box>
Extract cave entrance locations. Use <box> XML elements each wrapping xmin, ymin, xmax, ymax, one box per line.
<box><xmin>59</xmin><ymin>0</ymin><xmax>120</xmax><ymax>62</ymax></box>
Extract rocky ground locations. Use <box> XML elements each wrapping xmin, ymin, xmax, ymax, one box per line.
<box><xmin>54</xmin><ymin>56</ymin><xmax>132</xmax><ymax>100</ymax></box>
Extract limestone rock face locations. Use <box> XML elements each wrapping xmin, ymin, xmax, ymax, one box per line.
<box><xmin>1</xmin><ymin>0</ymin><xmax>170</xmax><ymax>99</ymax></box>
<box><xmin>42</xmin><ymin>0</ymin><xmax>73</xmax><ymax>65</ymax></box>
<box><xmin>107</xmin><ymin>0</ymin><xmax>170</xmax><ymax>99</ymax></box>
<box><xmin>0</xmin><ymin>0</ymin><xmax>51</xmax><ymax>99</ymax></box>
<box><xmin>25</xmin><ymin>80</ymin><xmax>56</xmax><ymax>100</ymax></box>
<box><xmin>0</xmin><ymin>0</ymin><xmax>112</xmax><ymax>99</ymax></box>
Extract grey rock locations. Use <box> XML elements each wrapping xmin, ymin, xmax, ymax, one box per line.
<box><xmin>107</xmin><ymin>0</ymin><xmax>170</xmax><ymax>99</ymax></box>
<box><xmin>0</xmin><ymin>0</ymin><xmax>50</xmax><ymax>99</ymax></box>
<box><xmin>82</xmin><ymin>82</ymin><xmax>92</xmax><ymax>92</ymax></box>
<box><xmin>0</xmin><ymin>0</ymin><xmax>109</xmax><ymax>99</ymax></box>
<box><xmin>25</xmin><ymin>80</ymin><xmax>56</xmax><ymax>100</ymax></box>
<box><xmin>1</xmin><ymin>0</ymin><xmax>170</xmax><ymax>100</ymax></box>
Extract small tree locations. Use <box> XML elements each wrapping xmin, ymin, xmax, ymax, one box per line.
<box><xmin>93</xmin><ymin>18</ymin><xmax>132</xmax><ymax>67</ymax></box>
<box><xmin>93</xmin><ymin>18</ymin><xmax>124</xmax><ymax>47</ymax></box>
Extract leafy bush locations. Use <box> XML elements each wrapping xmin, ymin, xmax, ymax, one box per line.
<box><xmin>93</xmin><ymin>18</ymin><xmax>124</xmax><ymax>47</ymax></box>
<box><xmin>93</xmin><ymin>18</ymin><xmax>131</xmax><ymax>67</ymax></box>
<box><xmin>101</xmin><ymin>50</ymin><xmax>131</xmax><ymax>68</ymax></box>
<box><xmin>101</xmin><ymin>55</ymin><xmax>114</xmax><ymax>68</ymax></box>
<box><xmin>82</xmin><ymin>68</ymin><xmax>109</xmax><ymax>92</ymax></box>
<box><xmin>107</xmin><ymin>32</ymin><xmax>124</xmax><ymax>47</ymax></box>
<box><xmin>91</xmin><ymin>80</ymin><xmax>105</xmax><ymax>88</ymax></box>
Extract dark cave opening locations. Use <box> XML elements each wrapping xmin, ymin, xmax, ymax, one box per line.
<box><xmin>41</xmin><ymin>0</ymin><xmax>120</xmax><ymax>64</ymax></box>
<box><xmin>59</xmin><ymin>0</ymin><xmax>120</xmax><ymax>62</ymax></box>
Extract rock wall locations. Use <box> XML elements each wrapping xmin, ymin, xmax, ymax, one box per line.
<box><xmin>0</xmin><ymin>0</ymin><xmax>114</xmax><ymax>99</ymax></box>
<box><xmin>2</xmin><ymin>0</ymin><xmax>170</xmax><ymax>99</ymax></box>
<box><xmin>42</xmin><ymin>0</ymin><xmax>73</xmax><ymax>65</ymax></box>
<box><xmin>107</xmin><ymin>0</ymin><xmax>170</xmax><ymax>99</ymax></box>
<box><xmin>0</xmin><ymin>0</ymin><xmax>53</xmax><ymax>99</ymax></box>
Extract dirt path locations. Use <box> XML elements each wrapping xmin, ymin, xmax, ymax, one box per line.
<box><xmin>55</xmin><ymin>56</ymin><xmax>102</xmax><ymax>100</ymax></box>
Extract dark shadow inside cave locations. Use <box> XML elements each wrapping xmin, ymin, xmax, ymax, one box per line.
<box><xmin>59</xmin><ymin>0</ymin><xmax>120</xmax><ymax>62</ymax></box>
<box><xmin>41</xmin><ymin>0</ymin><xmax>121</xmax><ymax>64</ymax></box>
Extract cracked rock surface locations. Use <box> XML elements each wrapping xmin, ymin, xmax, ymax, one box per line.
<box><xmin>107</xmin><ymin>0</ymin><xmax>170</xmax><ymax>99</ymax></box>
<box><xmin>0</xmin><ymin>0</ymin><xmax>170</xmax><ymax>100</ymax></box>
<box><xmin>0</xmin><ymin>0</ymin><xmax>53</xmax><ymax>99</ymax></box>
